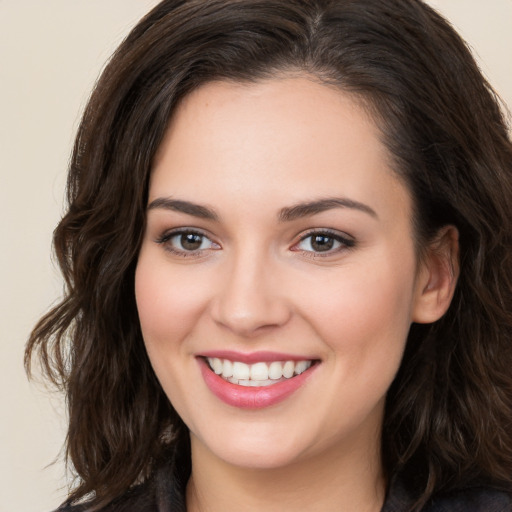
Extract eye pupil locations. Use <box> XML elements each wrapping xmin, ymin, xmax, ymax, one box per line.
<box><xmin>311</xmin><ymin>235</ymin><xmax>334</xmax><ymax>252</ymax></box>
<box><xmin>181</xmin><ymin>233</ymin><xmax>203</xmax><ymax>250</ymax></box>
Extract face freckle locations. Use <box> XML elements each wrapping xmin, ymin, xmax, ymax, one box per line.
<box><xmin>135</xmin><ymin>76</ymin><xmax>427</xmax><ymax>473</ymax></box>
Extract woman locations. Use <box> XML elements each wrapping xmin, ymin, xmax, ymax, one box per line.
<box><xmin>26</xmin><ymin>0</ymin><xmax>512</xmax><ymax>511</ymax></box>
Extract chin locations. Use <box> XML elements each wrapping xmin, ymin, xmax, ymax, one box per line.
<box><xmin>190</xmin><ymin>419</ymin><xmax>319</xmax><ymax>471</ymax></box>
<box><xmin>214</xmin><ymin>443</ymin><xmax>307</xmax><ymax>471</ymax></box>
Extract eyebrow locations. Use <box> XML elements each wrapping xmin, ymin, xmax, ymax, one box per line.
<box><xmin>278</xmin><ymin>197</ymin><xmax>378</xmax><ymax>221</ymax></box>
<box><xmin>147</xmin><ymin>198</ymin><xmax>219</xmax><ymax>221</ymax></box>
<box><xmin>146</xmin><ymin>196</ymin><xmax>377</xmax><ymax>222</ymax></box>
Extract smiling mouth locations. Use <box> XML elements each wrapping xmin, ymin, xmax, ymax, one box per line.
<box><xmin>205</xmin><ymin>357</ymin><xmax>316</xmax><ymax>387</ymax></box>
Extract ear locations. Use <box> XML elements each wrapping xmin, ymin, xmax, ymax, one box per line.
<box><xmin>412</xmin><ymin>225</ymin><xmax>459</xmax><ymax>324</ymax></box>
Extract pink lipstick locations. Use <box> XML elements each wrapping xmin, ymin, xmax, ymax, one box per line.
<box><xmin>197</xmin><ymin>354</ymin><xmax>318</xmax><ymax>409</ymax></box>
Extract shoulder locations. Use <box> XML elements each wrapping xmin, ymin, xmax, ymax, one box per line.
<box><xmin>53</xmin><ymin>482</ymin><xmax>158</xmax><ymax>512</ymax></box>
<box><xmin>423</xmin><ymin>486</ymin><xmax>512</xmax><ymax>511</ymax></box>
<box><xmin>52</xmin><ymin>463</ymin><xmax>187</xmax><ymax>512</ymax></box>
<box><xmin>383</xmin><ymin>477</ymin><xmax>512</xmax><ymax>512</ymax></box>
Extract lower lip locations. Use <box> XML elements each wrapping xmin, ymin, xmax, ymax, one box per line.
<box><xmin>198</xmin><ymin>358</ymin><xmax>317</xmax><ymax>409</ymax></box>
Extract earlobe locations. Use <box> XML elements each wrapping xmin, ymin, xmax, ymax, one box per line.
<box><xmin>412</xmin><ymin>225</ymin><xmax>459</xmax><ymax>324</ymax></box>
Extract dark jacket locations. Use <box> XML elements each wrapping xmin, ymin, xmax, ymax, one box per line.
<box><xmin>58</xmin><ymin>450</ymin><xmax>512</xmax><ymax>512</ymax></box>
<box><xmin>58</xmin><ymin>474</ymin><xmax>512</xmax><ymax>512</ymax></box>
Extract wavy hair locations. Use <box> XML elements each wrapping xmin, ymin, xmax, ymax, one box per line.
<box><xmin>26</xmin><ymin>0</ymin><xmax>512</xmax><ymax>510</ymax></box>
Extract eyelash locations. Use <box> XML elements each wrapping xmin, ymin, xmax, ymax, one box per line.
<box><xmin>155</xmin><ymin>228</ymin><xmax>355</xmax><ymax>258</ymax></box>
<box><xmin>155</xmin><ymin>228</ymin><xmax>220</xmax><ymax>257</ymax></box>
<box><xmin>292</xmin><ymin>229</ymin><xmax>356</xmax><ymax>258</ymax></box>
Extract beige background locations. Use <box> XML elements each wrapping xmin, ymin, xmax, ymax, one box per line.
<box><xmin>1</xmin><ymin>1</ymin><xmax>510</xmax><ymax>511</ymax></box>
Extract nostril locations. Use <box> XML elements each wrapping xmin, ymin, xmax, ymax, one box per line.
<box><xmin>210</xmin><ymin>292</ymin><xmax>291</xmax><ymax>337</ymax></box>
<box><xmin>208</xmin><ymin>257</ymin><xmax>292</xmax><ymax>336</ymax></box>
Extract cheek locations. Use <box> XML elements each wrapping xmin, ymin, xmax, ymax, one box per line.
<box><xmin>134</xmin><ymin>251</ymin><xmax>209</xmax><ymax>418</ymax></box>
<box><xmin>134</xmin><ymin>252</ymin><xmax>208</xmax><ymax>351</ymax></box>
<box><xmin>299</xmin><ymin>249</ymin><xmax>417</xmax><ymax>369</ymax></box>
<box><xmin>300</xmin><ymin>255</ymin><xmax>417</xmax><ymax>434</ymax></box>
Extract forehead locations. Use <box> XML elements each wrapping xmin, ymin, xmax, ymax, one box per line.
<box><xmin>150</xmin><ymin>76</ymin><xmax>411</xmax><ymax>223</ymax></box>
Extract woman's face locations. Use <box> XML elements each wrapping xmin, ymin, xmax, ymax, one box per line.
<box><xmin>136</xmin><ymin>77</ymin><xmax>435</xmax><ymax>470</ymax></box>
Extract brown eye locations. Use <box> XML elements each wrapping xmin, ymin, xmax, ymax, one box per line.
<box><xmin>295</xmin><ymin>231</ymin><xmax>355</xmax><ymax>255</ymax></box>
<box><xmin>180</xmin><ymin>233</ymin><xmax>204</xmax><ymax>251</ymax></box>
<box><xmin>158</xmin><ymin>230</ymin><xmax>220</xmax><ymax>254</ymax></box>
<box><xmin>310</xmin><ymin>235</ymin><xmax>335</xmax><ymax>252</ymax></box>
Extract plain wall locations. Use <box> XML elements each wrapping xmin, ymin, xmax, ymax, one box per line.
<box><xmin>1</xmin><ymin>1</ymin><xmax>510</xmax><ymax>511</ymax></box>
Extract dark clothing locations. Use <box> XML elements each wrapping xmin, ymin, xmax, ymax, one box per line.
<box><xmin>58</xmin><ymin>474</ymin><xmax>512</xmax><ymax>512</ymax></box>
<box><xmin>381</xmin><ymin>476</ymin><xmax>512</xmax><ymax>511</ymax></box>
<box><xmin>58</xmin><ymin>449</ymin><xmax>512</xmax><ymax>512</ymax></box>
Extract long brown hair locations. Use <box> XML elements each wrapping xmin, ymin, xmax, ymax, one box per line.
<box><xmin>26</xmin><ymin>0</ymin><xmax>512</xmax><ymax>510</ymax></box>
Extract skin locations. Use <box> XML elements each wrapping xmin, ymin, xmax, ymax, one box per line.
<box><xmin>135</xmin><ymin>76</ymin><xmax>458</xmax><ymax>512</ymax></box>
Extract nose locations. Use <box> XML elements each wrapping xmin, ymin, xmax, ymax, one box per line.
<box><xmin>210</xmin><ymin>249</ymin><xmax>292</xmax><ymax>338</ymax></box>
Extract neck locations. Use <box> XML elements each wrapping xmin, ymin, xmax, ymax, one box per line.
<box><xmin>185</xmin><ymin>432</ymin><xmax>386</xmax><ymax>512</ymax></box>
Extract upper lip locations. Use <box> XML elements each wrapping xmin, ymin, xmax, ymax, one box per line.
<box><xmin>198</xmin><ymin>350</ymin><xmax>318</xmax><ymax>364</ymax></box>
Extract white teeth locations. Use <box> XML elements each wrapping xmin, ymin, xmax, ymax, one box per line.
<box><xmin>268</xmin><ymin>361</ymin><xmax>283</xmax><ymax>380</ymax></box>
<box><xmin>232</xmin><ymin>361</ymin><xmax>250</xmax><ymax>380</ymax></box>
<box><xmin>211</xmin><ymin>357</ymin><xmax>223</xmax><ymax>375</ymax></box>
<box><xmin>250</xmin><ymin>362</ymin><xmax>269</xmax><ymax>381</ymax></box>
<box><xmin>283</xmin><ymin>360</ymin><xmax>295</xmax><ymax>378</ymax></box>
<box><xmin>295</xmin><ymin>361</ymin><xmax>309</xmax><ymax>375</ymax></box>
<box><xmin>222</xmin><ymin>359</ymin><xmax>233</xmax><ymax>378</ymax></box>
<box><xmin>206</xmin><ymin>357</ymin><xmax>314</xmax><ymax>386</ymax></box>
